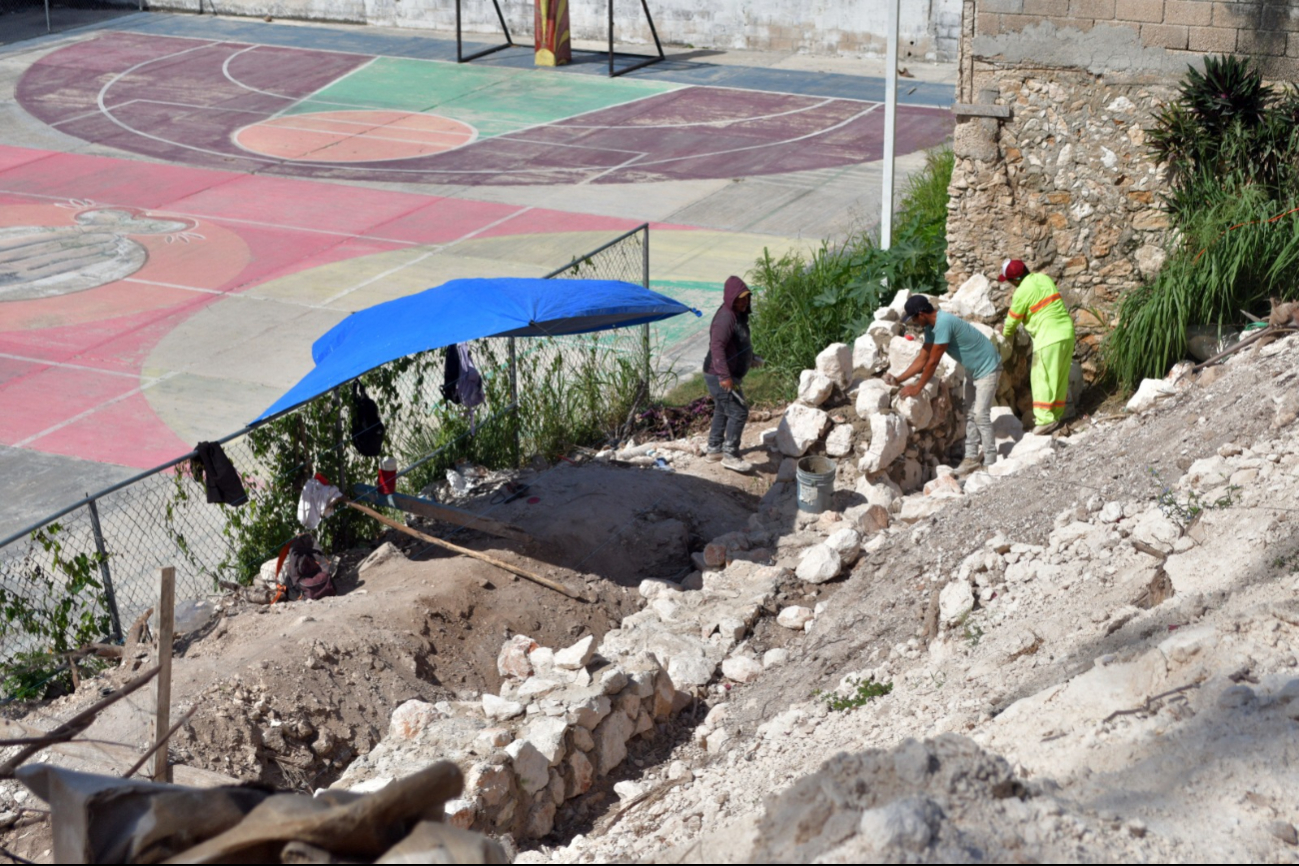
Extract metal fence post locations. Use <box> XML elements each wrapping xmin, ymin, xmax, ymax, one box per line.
<box><xmin>509</xmin><ymin>337</ymin><xmax>520</xmax><ymax>466</ymax></box>
<box><xmin>640</xmin><ymin>226</ymin><xmax>652</xmax><ymax>393</ymax></box>
<box><xmin>334</xmin><ymin>387</ymin><xmax>348</xmax><ymax>547</ymax></box>
<box><xmin>85</xmin><ymin>499</ymin><xmax>123</xmax><ymax>643</ymax></box>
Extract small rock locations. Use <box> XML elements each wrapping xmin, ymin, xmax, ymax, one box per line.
<box><xmin>505</xmin><ymin>739</ymin><xmax>550</xmax><ymax>795</ymax></box>
<box><xmin>359</xmin><ymin>541</ymin><xmax>404</xmax><ymax>575</ymax></box>
<box><xmin>815</xmin><ymin>342</ymin><xmax>853</xmax><ymax>387</ymax></box>
<box><xmin>1268</xmin><ymin>820</ymin><xmax>1298</xmax><ymax>846</ymax></box>
<box><xmin>668</xmin><ymin>760</ymin><xmax>694</xmax><ymax>782</ymax></box>
<box><xmin>825</xmin><ymin>527</ymin><xmax>862</xmax><ymax>565</ymax></box>
<box><xmin>614</xmin><ymin>780</ymin><xmax>647</xmax><ymax>800</ymax></box>
<box><xmin>796</xmin><ymin>544</ymin><xmax>842</xmax><ymax>584</ymax></box>
<box><xmin>1218</xmin><ymin>684</ymin><xmax>1256</xmax><ymax>710</ymax></box>
<box><xmin>443</xmin><ymin>798</ymin><xmax>476</xmax><ymax>830</ymax></box>
<box><xmin>797</xmin><ymin>370</ymin><xmax>835</xmax><ymax>406</ymax></box>
<box><xmin>1127</xmin><ymin>818</ymin><xmax>1148</xmax><ymax>838</ymax></box>
<box><xmin>939</xmin><ymin>580</ymin><xmax>974</xmax><ymax>625</ymax></box>
<box><xmin>777</xmin><ymin>606</ymin><xmax>815</xmax><ymax>629</ymax></box>
<box><xmin>482</xmin><ymin>694</ymin><xmax>525</xmax><ymax>721</ymax></box>
<box><xmin>763</xmin><ymin>648</ymin><xmax>789</xmax><ymax>668</ymax></box>
<box><xmin>554</xmin><ymin>635</ymin><xmax>596</xmax><ymax>671</ymax></box>
<box><xmin>497</xmin><ymin>635</ymin><xmax>537</xmax><ymax>680</ymax></box>
<box><xmin>825</xmin><ymin>424</ymin><xmax>854</xmax><ymax>457</ymax></box>
<box><xmin>721</xmin><ymin>656</ymin><xmax>763</xmax><ymax>684</ymax></box>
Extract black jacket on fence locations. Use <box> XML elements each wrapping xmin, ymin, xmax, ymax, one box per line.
<box><xmin>194</xmin><ymin>441</ymin><xmax>248</xmax><ymax>506</ymax></box>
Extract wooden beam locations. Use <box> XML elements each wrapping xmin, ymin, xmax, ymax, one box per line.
<box><xmin>353</xmin><ymin>485</ymin><xmax>532</xmax><ymax>544</ymax></box>
<box><xmin>154</xmin><ymin>566</ymin><xmax>175</xmax><ymax>784</ymax></box>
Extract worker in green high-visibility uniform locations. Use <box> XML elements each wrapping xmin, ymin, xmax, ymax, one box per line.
<box><xmin>999</xmin><ymin>259</ymin><xmax>1076</xmax><ymax>435</ymax></box>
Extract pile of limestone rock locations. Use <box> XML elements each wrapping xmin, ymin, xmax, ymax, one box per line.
<box><xmin>765</xmin><ymin>281</ymin><xmax>1061</xmax><ymax>521</ymax></box>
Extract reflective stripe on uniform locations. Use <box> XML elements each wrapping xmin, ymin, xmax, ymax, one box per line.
<box><xmin>1007</xmin><ymin>309</ymin><xmax>1024</xmax><ymax>320</ymax></box>
<box><xmin>1032</xmin><ymin>400</ymin><xmax>1067</xmax><ymax>408</ymax></box>
<box><xmin>1029</xmin><ymin>293</ymin><xmax>1062</xmax><ymax>314</ymax></box>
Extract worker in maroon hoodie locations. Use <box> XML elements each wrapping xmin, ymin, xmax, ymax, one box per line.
<box><xmin>703</xmin><ymin>276</ymin><xmax>764</xmax><ymax>473</ymax></box>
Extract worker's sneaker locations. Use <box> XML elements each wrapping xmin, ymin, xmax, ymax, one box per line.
<box><xmin>954</xmin><ymin>457</ymin><xmax>982</xmax><ymax>477</ymax></box>
<box><xmin>721</xmin><ymin>455</ymin><xmax>754</xmax><ymax>473</ymax></box>
<box><xmin>705</xmin><ymin>450</ymin><xmax>724</xmax><ymax>462</ymax></box>
<box><xmin>1033</xmin><ymin>420</ymin><xmax>1063</xmax><ymax>436</ymax></box>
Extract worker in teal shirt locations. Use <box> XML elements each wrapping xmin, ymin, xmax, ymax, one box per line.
<box><xmin>887</xmin><ymin>295</ymin><xmax>1003</xmax><ymax>475</ymax></box>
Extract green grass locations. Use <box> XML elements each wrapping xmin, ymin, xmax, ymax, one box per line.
<box><xmin>661</xmin><ymin>368</ymin><xmax>785</xmax><ymax>408</ymax></box>
<box><xmin>747</xmin><ymin>146</ymin><xmax>953</xmax><ymax>399</ymax></box>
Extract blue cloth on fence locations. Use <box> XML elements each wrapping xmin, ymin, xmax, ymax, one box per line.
<box><xmin>253</xmin><ymin>277</ymin><xmax>698</xmax><ymax>422</ymax></box>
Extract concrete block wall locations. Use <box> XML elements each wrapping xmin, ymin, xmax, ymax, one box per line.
<box><xmin>146</xmin><ymin>0</ymin><xmax>963</xmax><ymax>61</ymax></box>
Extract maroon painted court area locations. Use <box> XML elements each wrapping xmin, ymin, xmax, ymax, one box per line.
<box><xmin>17</xmin><ymin>32</ymin><xmax>953</xmax><ymax>186</ymax></box>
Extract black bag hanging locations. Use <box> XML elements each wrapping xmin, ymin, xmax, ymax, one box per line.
<box><xmin>350</xmin><ymin>381</ymin><xmax>385</xmax><ymax>458</ymax></box>
<box><xmin>193</xmin><ymin>441</ymin><xmax>247</xmax><ymax>506</ymax></box>
<box><xmin>441</xmin><ymin>345</ymin><xmax>463</xmax><ymax>405</ymax></box>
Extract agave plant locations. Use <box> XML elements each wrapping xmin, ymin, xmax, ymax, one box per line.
<box><xmin>1182</xmin><ymin>54</ymin><xmax>1270</xmax><ymax>131</ymax></box>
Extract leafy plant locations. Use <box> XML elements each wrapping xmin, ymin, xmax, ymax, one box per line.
<box><xmin>814</xmin><ymin>675</ymin><xmax>893</xmax><ymax>711</ymax></box>
<box><xmin>962</xmin><ymin>618</ymin><xmax>984</xmax><ymax>647</ymax></box>
<box><xmin>748</xmin><ymin>146</ymin><xmax>953</xmax><ymax>398</ymax></box>
<box><xmin>1149</xmin><ymin>467</ymin><xmax>1239</xmax><ymax>529</ymax></box>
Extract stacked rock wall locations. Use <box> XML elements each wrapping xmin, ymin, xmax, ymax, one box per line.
<box><xmin>948</xmin><ymin>2</ymin><xmax>1299</xmax><ymax>376</ymax></box>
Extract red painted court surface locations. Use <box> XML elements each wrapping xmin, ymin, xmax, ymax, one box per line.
<box><xmin>17</xmin><ymin>31</ymin><xmax>952</xmax><ymax>185</ymax></box>
<box><xmin>0</xmin><ymin>146</ymin><xmax>650</xmax><ymax>468</ymax></box>
<box><xmin>2</xmin><ymin>26</ymin><xmax>954</xmax><ymax>472</ymax></box>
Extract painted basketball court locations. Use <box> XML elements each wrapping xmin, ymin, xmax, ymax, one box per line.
<box><xmin>0</xmin><ymin>12</ymin><xmax>954</xmax><ymax>533</ymax></box>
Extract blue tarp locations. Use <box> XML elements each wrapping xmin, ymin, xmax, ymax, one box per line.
<box><xmin>253</xmin><ymin>277</ymin><xmax>698</xmax><ymax>422</ymax></box>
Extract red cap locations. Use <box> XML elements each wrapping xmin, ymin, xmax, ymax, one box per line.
<box><xmin>998</xmin><ymin>259</ymin><xmax>1028</xmax><ymax>283</ymax></box>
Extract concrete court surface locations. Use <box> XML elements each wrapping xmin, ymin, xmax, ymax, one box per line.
<box><xmin>0</xmin><ymin>11</ymin><xmax>955</xmax><ymax>537</ymax></box>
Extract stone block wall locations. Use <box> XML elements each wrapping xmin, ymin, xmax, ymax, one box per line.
<box><xmin>947</xmin><ymin>0</ymin><xmax>1299</xmax><ymax>374</ymax></box>
<box><xmin>145</xmin><ymin>0</ymin><xmax>963</xmax><ymax>61</ymax></box>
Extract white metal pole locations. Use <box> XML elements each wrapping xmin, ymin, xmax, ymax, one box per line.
<box><xmin>880</xmin><ymin>0</ymin><xmax>900</xmax><ymax>250</ymax></box>
<box><xmin>45</xmin><ymin>0</ymin><xmax>52</xmax><ymax>33</ymax></box>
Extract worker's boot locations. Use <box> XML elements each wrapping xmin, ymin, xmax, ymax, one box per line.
<box><xmin>954</xmin><ymin>457</ymin><xmax>982</xmax><ymax>477</ymax></box>
<box><xmin>722</xmin><ymin>454</ymin><xmax>753</xmax><ymax>473</ymax></box>
<box><xmin>1032</xmin><ymin>419</ymin><xmax>1062</xmax><ymax>436</ymax></box>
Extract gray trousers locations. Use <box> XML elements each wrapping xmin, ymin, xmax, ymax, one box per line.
<box><xmin>963</xmin><ymin>371</ymin><xmax>1000</xmax><ymax>465</ymax></box>
<box><xmin>705</xmin><ymin>373</ymin><xmax>748</xmax><ymax>456</ymax></box>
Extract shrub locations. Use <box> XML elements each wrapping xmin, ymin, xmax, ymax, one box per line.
<box><xmin>748</xmin><ymin>147</ymin><xmax>954</xmax><ymax>397</ymax></box>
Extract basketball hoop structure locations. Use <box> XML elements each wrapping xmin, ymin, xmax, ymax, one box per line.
<box><xmin>453</xmin><ymin>1</ymin><xmax>665</xmax><ymax>79</ymax></box>
<box><xmin>455</xmin><ymin>0</ymin><xmax>515</xmax><ymax>63</ymax></box>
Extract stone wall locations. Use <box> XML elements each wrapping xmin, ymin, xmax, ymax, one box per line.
<box><xmin>146</xmin><ymin>0</ymin><xmax>963</xmax><ymax>61</ymax></box>
<box><xmin>947</xmin><ymin>0</ymin><xmax>1299</xmax><ymax>375</ymax></box>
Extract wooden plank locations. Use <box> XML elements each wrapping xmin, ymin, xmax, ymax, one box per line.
<box><xmin>353</xmin><ymin>484</ymin><xmax>532</xmax><ymax>544</ymax></box>
<box><xmin>154</xmin><ymin>566</ymin><xmax>174</xmax><ymax>784</ymax></box>
<box><xmin>952</xmin><ymin>103</ymin><xmax>1012</xmax><ymax>119</ymax></box>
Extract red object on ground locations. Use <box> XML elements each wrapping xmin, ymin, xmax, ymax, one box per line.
<box><xmin>905</xmin><ymin>334</ymin><xmax>915</xmax><ymax>341</ymax></box>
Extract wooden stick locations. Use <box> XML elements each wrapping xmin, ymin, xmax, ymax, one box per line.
<box><xmin>343</xmin><ymin>500</ymin><xmax>582</xmax><ymax>600</ymax></box>
<box><xmin>154</xmin><ymin>567</ymin><xmax>175</xmax><ymax>784</ymax></box>
<box><xmin>124</xmin><ymin>705</ymin><xmax>196</xmax><ymax>780</ymax></box>
<box><xmin>0</xmin><ymin>666</ymin><xmax>159</xmax><ymax>778</ymax></box>
<box><xmin>1191</xmin><ymin>325</ymin><xmax>1280</xmax><ymax>370</ymax></box>
<box><xmin>353</xmin><ymin>485</ymin><xmax>532</xmax><ymax>544</ymax></box>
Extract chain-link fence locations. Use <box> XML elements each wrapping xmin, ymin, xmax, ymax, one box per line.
<box><xmin>0</xmin><ymin>0</ymin><xmax>140</xmax><ymax>46</ymax></box>
<box><xmin>0</xmin><ymin>225</ymin><xmax>655</xmax><ymax>699</ymax></box>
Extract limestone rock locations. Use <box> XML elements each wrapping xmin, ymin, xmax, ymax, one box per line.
<box><xmin>465</xmin><ymin>762</ymin><xmax>514</xmax><ymax>808</ymax></box>
<box><xmin>482</xmin><ymin>694</ymin><xmax>525</xmax><ymax>721</ymax></box>
<box><xmin>1131</xmin><ymin>509</ymin><xmax>1182</xmax><ymax>552</ymax></box>
<box><xmin>940</xmin><ymin>273</ymin><xmax>996</xmax><ymax>319</ymax></box>
<box><xmin>853</xmin><ymin>334</ymin><xmax>885</xmax><ymax>375</ymax></box>
<box><xmin>859</xmin><ymin>413</ymin><xmax>910</xmax><ymax>473</ymax></box>
<box><xmin>939</xmin><ymin>580</ymin><xmax>975</xmax><ymax>625</ymax></box>
<box><xmin>389</xmin><ymin>700</ymin><xmax>438</xmax><ymax>741</ymax></box>
<box><xmin>856</xmin><ymin>503</ymin><xmax>890</xmax><ymax>534</ymax></box>
<box><xmin>554</xmin><ymin>635</ymin><xmax>595</xmax><ymax>671</ymax></box>
<box><xmin>825</xmin><ymin>424</ymin><xmax>854</xmax><ymax>457</ymax></box>
<box><xmin>566</xmin><ymin>750</ymin><xmax>594</xmax><ymax>798</ymax></box>
<box><xmin>763</xmin><ymin>648</ymin><xmax>789</xmax><ymax>668</ymax></box>
<box><xmin>443</xmin><ymin>798</ymin><xmax>476</xmax><ymax>830</ymax></box>
<box><xmin>815</xmin><ymin>342</ymin><xmax>853</xmax><ymax>387</ymax></box>
<box><xmin>592</xmin><ymin>706</ymin><xmax>636</xmax><ymax>774</ymax></box>
<box><xmin>895</xmin><ymin>393</ymin><xmax>934</xmax><ymax>431</ymax></box>
<box><xmin>721</xmin><ymin>655</ymin><xmax>763</xmax><ymax>683</ymax></box>
<box><xmin>506</xmin><ymin>739</ymin><xmax>550</xmax><ymax>795</ymax></box>
<box><xmin>898</xmin><ymin>496</ymin><xmax>950</xmax><ymax>523</ymax></box>
<box><xmin>797</xmin><ymin>370</ymin><xmax>835</xmax><ymax>406</ymax></box>
<box><xmin>498</xmin><ymin>635</ymin><xmax>537</xmax><ymax>680</ymax></box>
<box><xmin>776</xmin><ymin>404</ymin><xmax>831</xmax><ymax>457</ymax></box>
<box><xmin>777</xmin><ymin>606</ymin><xmax>815</xmax><ymax>629</ymax></box>
<box><xmin>867</xmin><ymin>318</ymin><xmax>902</xmax><ymax>349</ymax></box>
<box><xmin>1134</xmin><ymin>244</ymin><xmax>1167</xmax><ymax>281</ymax></box>
<box><xmin>359</xmin><ymin>541</ymin><xmax>404</xmax><ymax>576</ymax></box>
<box><xmin>886</xmin><ymin>335</ymin><xmax>923</xmax><ymax>378</ymax></box>
<box><xmin>825</xmin><ymin>527</ymin><xmax>862</xmax><ymax>565</ymax></box>
<box><xmin>1126</xmin><ymin>378</ymin><xmax>1176</xmax><ymax>413</ymax></box>
<box><xmin>796</xmin><ymin>544</ymin><xmax>842</xmax><ymax>584</ymax></box>
<box><xmin>857</xmin><ymin>796</ymin><xmax>945</xmax><ymax>853</ymax></box>
<box><xmin>923</xmin><ymin>474</ymin><xmax>963</xmax><ymax>497</ymax></box>
<box><xmin>524</xmin><ymin>716</ymin><xmax>569</xmax><ymax>766</ymax></box>
<box><xmin>875</xmin><ymin>306</ymin><xmax>900</xmax><ymax>322</ymax></box>
<box><xmin>855</xmin><ymin>378</ymin><xmax>892</xmax><ymax>416</ymax></box>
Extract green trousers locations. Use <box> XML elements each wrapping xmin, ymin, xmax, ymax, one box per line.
<box><xmin>1031</xmin><ymin>339</ymin><xmax>1073</xmax><ymax>426</ymax></box>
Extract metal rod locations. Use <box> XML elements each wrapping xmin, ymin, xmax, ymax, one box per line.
<box><xmin>640</xmin><ymin>0</ymin><xmax>665</xmax><ymax>59</ymax></box>
<box><xmin>541</xmin><ymin>223</ymin><xmax>650</xmax><ymax>278</ymax></box>
<box><xmin>457</xmin><ymin>0</ymin><xmax>515</xmax><ymax>64</ymax></box>
<box><xmin>641</xmin><ymin>225</ymin><xmax>651</xmax><ymax>390</ymax></box>
<box><xmin>456</xmin><ymin>0</ymin><xmax>463</xmax><ymax>62</ymax></box>
<box><xmin>85</xmin><ymin>499</ymin><xmax>122</xmax><ymax>644</ymax></box>
<box><xmin>509</xmin><ymin>337</ymin><xmax>520</xmax><ymax>466</ymax></box>
<box><xmin>880</xmin><ymin>0</ymin><xmax>900</xmax><ymax>250</ymax></box>
<box><xmin>45</xmin><ymin>0</ymin><xmax>51</xmax><ymax>33</ymax></box>
<box><xmin>608</xmin><ymin>0</ymin><xmax>615</xmax><ymax>77</ymax></box>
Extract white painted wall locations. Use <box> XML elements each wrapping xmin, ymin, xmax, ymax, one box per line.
<box><xmin>149</xmin><ymin>0</ymin><xmax>961</xmax><ymax>61</ymax></box>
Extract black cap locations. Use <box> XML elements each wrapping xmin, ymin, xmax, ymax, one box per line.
<box><xmin>901</xmin><ymin>295</ymin><xmax>935</xmax><ymax>323</ymax></box>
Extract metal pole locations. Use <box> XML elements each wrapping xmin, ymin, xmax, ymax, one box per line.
<box><xmin>86</xmin><ymin>499</ymin><xmax>123</xmax><ymax>643</ymax></box>
<box><xmin>456</xmin><ymin>0</ymin><xmax>463</xmax><ymax>62</ymax></box>
<box><xmin>608</xmin><ymin>0</ymin><xmax>615</xmax><ymax>77</ymax></box>
<box><xmin>640</xmin><ymin>227</ymin><xmax>651</xmax><ymax>391</ymax></box>
<box><xmin>153</xmin><ymin>566</ymin><xmax>175</xmax><ymax>783</ymax></box>
<box><xmin>45</xmin><ymin>0</ymin><xmax>51</xmax><ymax>33</ymax></box>
<box><xmin>880</xmin><ymin>0</ymin><xmax>900</xmax><ymax>250</ymax></box>
<box><xmin>508</xmin><ymin>337</ymin><xmax>520</xmax><ymax>466</ymax></box>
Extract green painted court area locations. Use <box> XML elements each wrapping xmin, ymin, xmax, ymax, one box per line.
<box><xmin>287</xmin><ymin>58</ymin><xmax>680</xmax><ymax>139</ymax></box>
